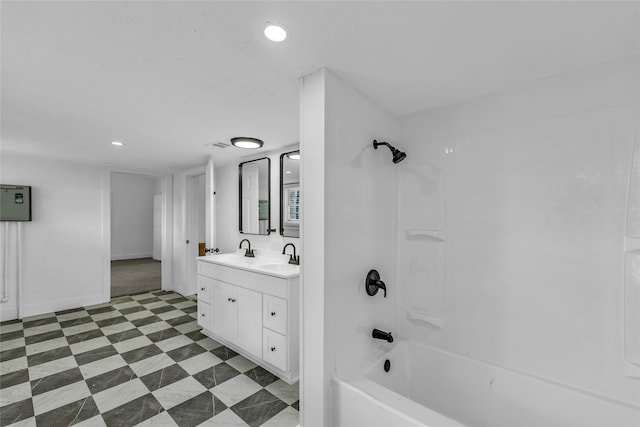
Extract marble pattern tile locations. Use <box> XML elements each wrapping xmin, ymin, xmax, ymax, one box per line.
<box><xmin>177</xmin><ymin>351</ymin><xmax>222</xmax><ymax>375</ymax></box>
<box><xmin>121</xmin><ymin>343</ymin><xmax>163</xmax><ymax>364</ymax></box>
<box><xmin>35</xmin><ymin>396</ymin><xmax>100</xmax><ymax>427</ymax></box>
<box><xmin>30</xmin><ymin>367</ymin><xmax>83</xmax><ymax>396</ymax></box>
<box><xmin>59</xmin><ymin>316</ymin><xmax>93</xmax><ymax>330</ymax></box>
<box><xmin>0</xmin><ymin>397</ymin><xmax>34</xmax><ymax>426</ymax></box>
<box><xmin>74</xmin><ymin>345</ymin><xmax>118</xmax><ymax>366</ymax></box>
<box><xmin>79</xmin><ymin>354</ymin><xmax>127</xmax><ymax>379</ymax></box>
<box><xmin>100</xmin><ymin>393</ymin><xmax>163</xmax><ymax>427</ymax></box>
<box><xmin>198</xmin><ymin>409</ymin><xmax>249</xmax><ymax>426</ymax></box>
<box><xmin>1</xmin><ymin>355</ymin><xmax>27</xmax><ymax>376</ymax></box>
<box><xmin>151</xmin><ymin>376</ymin><xmax>207</xmax><ymax>410</ymax></box>
<box><xmin>69</xmin><ymin>336</ymin><xmax>112</xmax><ymax>355</ymax></box>
<box><xmin>85</xmin><ymin>365</ymin><xmax>137</xmax><ymax>394</ymax></box>
<box><xmin>138</xmin><ymin>321</ymin><xmax>172</xmax><ymax>336</ymax></box>
<box><xmin>0</xmin><ymin>368</ymin><xmax>29</xmax><ymax>389</ymax></box>
<box><xmin>1</xmin><ymin>329</ymin><xmax>24</xmax><ymax>343</ymax></box>
<box><xmin>193</xmin><ymin>363</ymin><xmax>240</xmax><ymax>389</ymax></box>
<box><xmin>62</xmin><ymin>322</ymin><xmax>100</xmax><ymax>337</ymax></box>
<box><xmin>259</xmin><ymin>406</ymin><xmax>299</xmax><ymax>427</ymax></box>
<box><xmin>90</xmin><ymin>310</ymin><xmax>125</xmax><ymax>322</ymax></box>
<box><xmin>225</xmin><ymin>355</ymin><xmax>257</xmax><ymax>374</ymax></box>
<box><xmin>149</xmin><ymin>305</ymin><xmax>175</xmax><ymax>315</ymax></box>
<box><xmin>166</xmin><ymin>343</ymin><xmax>206</xmax><ymax>363</ymax></box>
<box><xmin>124</xmin><ymin>310</ymin><xmax>154</xmax><ymax>321</ymax></box>
<box><xmin>31</xmin><ymin>379</ymin><xmax>90</xmax><ymax>415</ymax></box>
<box><xmin>27</xmin><ymin>346</ymin><xmax>72</xmax><ymax>367</ymax></box>
<box><xmin>65</xmin><ymin>329</ymin><xmax>105</xmax><ymax>346</ymax></box>
<box><xmin>196</xmin><ymin>337</ymin><xmax>223</xmax><ymax>351</ymax></box>
<box><xmin>0</xmin><ymin>322</ymin><xmax>24</xmax><ymax>334</ymax></box>
<box><xmin>134</xmin><ymin>410</ymin><xmax>178</xmax><ymax>427</ymax></box>
<box><xmin>140</xmin><ymin>364</ymin><xmax>189</xmax><ymax>391</ymax></box>
<box><xmin>264</xmin><ymin>380</ymin><xmax>299</xmax><ymax>405</ymax></box>
<box><xmin>22</xmin><ymin>323</ymin><xmax>61</xmax><ymax>337</ymax></box>
<box><xmin>100</xmin><ymin>321</ymin><xmax>135</xmax><ymax>336</ymax></box>
<box><xmin>230</xmin><ymin>389</ymin><xmax>288</xmax><ymax>427</ymax></box>
<box><xmin>129</xmin><ymin>353</ymin><xmax>176</xmax><ymax>377</ymax></box>
<box><xmin>131</xmin><ymin>315</ymin><xmax>163</xmax><ymax>328</ymax></box>
<box><xmin>92</xmin><ymin>378</ymin><xmax>149</xmax><ymax>413</ymax></box>
<box><xmin>28</xmin><ymin>356</ymin><xmax>77</xmax><ymax>380</ymax></box>
<box><xmin>25</xmin><ymin>337</ymin><xmax>68</xmax><ymax>356</ymax></box>
<box><xmin>244</xmin><ymin>367</ymin><xmax>279</xmax><ymax>388</ymax></box>
<box><xmin>167</xmin><ymin>391</ymin><xmax>226</xmax><ymax>427</ymax></box>
<box><xmin>154</xmin><ymin>335</ymin><xmax>193</xmax><ymax>353</ymax></box>
<box><xmin>106</xmin><ymin>328</ymin><xmax>143</xmax><ymax>344</ymax></box>
<box><xmin>211</xmin><ymin>375</ymin><xmax>262</xmax><ymax>407</ymax></box>
<box><xmin>0</xmin><ymin>381</ymin><xmax>31</xmax><ymax>406</ymax></box>
<box><xmin>112</xmin><ymin>335</ymin><xmax>153</xmax><ymax>354</ymax></box>
<box><xmin>1</xmin><ymin>337</ymin><xmax>26</xmax><ymax>352</ymax></box>
<box><xmin>145</xmin><ymin>327</ymin><xmax>181</xmax><ymax>344</ymax></box>
<box><xmin>212</xmin><ymin>346</ymin><xmax>239</xmax><ymax>361</ymax></box>
<box><xmin>174</xmin><ymin>321</ymin><xmax>200</xmax><ymax>335</ymax></box>
<box><xmin>56</xmin><ymin>310</ymin><xmax>90</xmax><ymax>322</ymax></box>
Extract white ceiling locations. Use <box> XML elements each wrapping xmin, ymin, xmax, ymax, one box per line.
<box><xmin>2</xmin><ymin>1</ymin><xmax>638</xmax><ymax>173</ymax></box>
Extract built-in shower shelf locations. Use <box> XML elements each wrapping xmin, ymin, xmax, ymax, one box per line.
<box><xmin>404</xmin><ymin>229</ymin><xmax>445</xmax><ymax>242</ymax></box>
<box><xmin>406</xmin><ymin>308</ymin><xmax>444</xmax><ymax>328</ymax></box>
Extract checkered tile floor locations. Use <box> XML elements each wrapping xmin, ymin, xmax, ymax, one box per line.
<box><xmin>0</xmin><ymin>291</ymin><xmax>299</xmax><ymax>427</ymax></box>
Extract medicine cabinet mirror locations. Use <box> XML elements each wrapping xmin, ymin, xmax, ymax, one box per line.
<box><xmin>239</xmin><ymin>157</ymin><xmax>271</xmax><ymax>235</ymax></box>
<box><xmin>280</xmin><ymin>150</ymin><xmax>300</xmax><ymax>238</ymax></box>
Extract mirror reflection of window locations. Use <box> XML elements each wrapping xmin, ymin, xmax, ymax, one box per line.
<box><xmin>239</xmin><ymin>157</ymin><xmax>271</xmax><ymax>235</ymax></box>
<box><xmin>280</xmin><ymin>150</ymin><xmax>300</xmax><ymax>238</ymax></box>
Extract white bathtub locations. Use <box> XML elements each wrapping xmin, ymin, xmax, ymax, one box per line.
<box><xmin>333</xmin><ymin>341</ymin><xmax>640</xmax><ymax>427</ymax></box>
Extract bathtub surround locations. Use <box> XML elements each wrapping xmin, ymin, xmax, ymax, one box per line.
<box><xmin>398</xmin><ymin>57</ymin><xmax>640</xmax><ymax>409</ymax></box>
<box><xmin>300</xmin><ymin>59</ymin><xmax>640</xmax><ymax>424</ymax></box>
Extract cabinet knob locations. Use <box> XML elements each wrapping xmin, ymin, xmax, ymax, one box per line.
<box><xmin>201</xmin><ymin>313</ymin><xmax>205</xmax><ymax>317</ymax></box>
<box><xmin>270</xmin><ymin>311</ymin><xmax>276</xmax><ymax>316</ymax></box>
<box><xmin>270</xmin><ymin>346</ymin><xmax>276</xmax><ymax>352</ymax></box>
<box><xmin>201</xmin><ymin>287</ymin><xmax>205</xmax><ymax>291</ymax></box>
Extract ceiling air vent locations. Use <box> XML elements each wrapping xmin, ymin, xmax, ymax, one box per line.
<box><xmin>205</xmin><ymin>141</ymin><xmax>231</xmax><ymax>149</ymax></box>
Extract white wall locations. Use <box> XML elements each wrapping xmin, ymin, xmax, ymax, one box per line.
<box><xmin>111</xmin><ymin>172</ymin><xmax>159</xmax><ymax>260</ymax></box>
<box><xmin>398</xmin><ymin>58</ymin><xmax>640</xmax><ymax>407</ymax></box>
<box><xmin>215</xmin><ymin>146</ymin><xmax>300</xmax><ymax>255</ymax></box>
<box><xmin>300</xmin><ymin>69</ymin><xmax>399</xmax><ymax>426</ymax></box>
<box><xmin>0</xmin><ymin>153</ymin><xmax>109</xmax><ymax>319</ymax></box>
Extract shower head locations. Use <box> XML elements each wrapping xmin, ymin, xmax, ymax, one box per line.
<box><xmin>373</xmin><ymin>140</ymin><xmax>407</xmax><ymax>164</ymax></box>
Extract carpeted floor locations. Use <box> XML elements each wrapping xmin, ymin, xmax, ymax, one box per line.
<box><xmin>111</xmin><ymin>258</ymin><xmax>161</xmax><ymax>297</ymax></box>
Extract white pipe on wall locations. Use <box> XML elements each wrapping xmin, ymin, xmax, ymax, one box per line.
<box><xmin>17</xmin><ymin>222</ymin><xmax>23</xmax><ymax>319</ymax></box>
<box><xmin>1</xmin><ymin>222</ymin><xmax>9</xmax><ymax>303</ymax></box>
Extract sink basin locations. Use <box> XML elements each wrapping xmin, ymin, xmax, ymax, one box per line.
<box><xmin>256</xmin><ymin>263</ymin><xmax>300</xmax><ymax>275</ymax></box>
<box><xmin>199</xmin><ymin>253</ymin><xmax>299</xmax><ymax>278</ymax></box>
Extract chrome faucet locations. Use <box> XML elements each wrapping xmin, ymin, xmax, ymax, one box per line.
<box><xmin>239</xmin><ymin>239</ymin><xmax>254</xmax><ymax>257</ymax></box>
<box><xmin>282</xmin><ymin>243</ymin><xmax>299</xmax><ymax>265</ymax></box>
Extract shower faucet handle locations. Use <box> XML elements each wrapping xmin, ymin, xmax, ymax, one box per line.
<box><xmin>365</xmin><ymin>269</ymin><xmax>387</xmax><ymax>298</ymax></box>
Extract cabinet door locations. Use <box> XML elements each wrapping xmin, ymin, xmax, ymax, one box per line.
<box><xmin>236</xmin><ymin>286</ymin><xmax>262</xmax><ymax>357</ymax></box>
<box><xmin>197</xmin><ymin>276</ymin><xmax>213</xmax><ymax>304</ymax></box>
<box><xmin>213</xmin><ymin>281</ymin><xmax>237</xmax><ymax>341</ymax></box>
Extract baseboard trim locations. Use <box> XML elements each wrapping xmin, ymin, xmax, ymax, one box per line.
<box><xmin>0</xmin><ymin>305</ymin><xmax>18</xmax><ymax>322</ymax></box>
<box><xmin>23</xmin><ymin>295</ymin><xmax>105</xmax><ymax>319</ymax></box>
<box><xmin>111</xmin><ymin>253</ymin><xmax>153</xmax><ymax>261</ymax></box>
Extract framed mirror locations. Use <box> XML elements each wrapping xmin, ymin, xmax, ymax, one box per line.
<box><xmin>280</xmin><ymin>150</ymin><xmax>300</xmax><ymax>238</ymax></box>
<box><xmin>239</xmin><ymin>157</ymin><xmax>271</xmax><ymax>235</ymax></box>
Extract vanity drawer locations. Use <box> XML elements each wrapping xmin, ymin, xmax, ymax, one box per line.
<box><xmin>263</xmin><ymin>295</ymin><xmax>287</xmax><ymax>335</ymax></box>
<box><xmin>197</xmin><ymin>301</ymin><xmax>212</xmax><ymax>330</ymax></box>
<box><xmin>197</xmin><ymin>275</ymin><xmax>213</xmax><ymax>303</ymax></box>
<box><xmin>263</xmin><ymin>328</ymin><xmax>287</xmax><ymax>371</ymax></box>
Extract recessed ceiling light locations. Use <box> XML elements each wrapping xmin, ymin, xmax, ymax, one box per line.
<box><xmin>264</xmin><ymin>23</ymin><xmax>287</xmax><ymax>42</ymax></box>
<box><xmin>231</xmin><ymin>137</ymin><xmax>264</xmax><ymax>149</ymax></box>
<box><xmin>285</xmin><ymin>171</ymin><xmax>292</xmax><ymax>174</ymax></box>
<box><xmin>111</xmin><ymin>141</ymin><xmax>124</xmax><ymax>146</ymax></box>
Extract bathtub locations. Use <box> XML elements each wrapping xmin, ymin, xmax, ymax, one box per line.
<box><xmin>333</xmin><ymin>341</ymin><xmax>640</xmax><ymax>427</ymax></box>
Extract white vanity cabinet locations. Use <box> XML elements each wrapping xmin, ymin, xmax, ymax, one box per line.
<box><xmin>196</xmin><ymin>257</ymin><xmax>299</xmax><ymax>384</ymax></box>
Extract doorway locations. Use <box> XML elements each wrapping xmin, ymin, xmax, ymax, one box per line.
<box><xmin>186</xmin><ymin>172</ymin><xmax>206</xmax><ymax>295</ymax></box>
<box><xmin>110</xmin><ymin>172</ymin><xmax>163</xmax><ymax>297</ymax></box>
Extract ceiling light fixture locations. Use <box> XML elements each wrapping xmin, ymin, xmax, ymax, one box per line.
<box><xmin>111</xmin><ymin>141</ymin><xmax>124</xmax><ymax>146</ymax></box>
<box><xmin>264</xmin><ymin>23</ymin><xmax>287</xmax><ymax>42</ymax></box>
<box><xmin>231</xmin><ymin>137</ymin><xmax>264</xmax><ymax>149</ymax></box>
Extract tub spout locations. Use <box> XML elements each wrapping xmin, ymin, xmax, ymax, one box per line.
<box><xmin>372</xmin><ymin>328</ymin><xmax>393</xmax><ymax>343</ymax></box>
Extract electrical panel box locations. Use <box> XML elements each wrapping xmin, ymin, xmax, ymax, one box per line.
<box><xmin>1</xmin><ymin>185</ymin><xmax>32</xmax><ymax>221</ymax></box>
